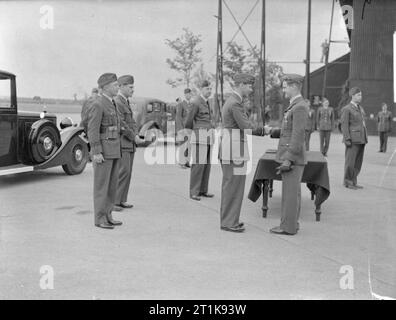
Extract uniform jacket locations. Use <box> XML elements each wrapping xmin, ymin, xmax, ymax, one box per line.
<box><xmin>377</xmin><ymin>111</ymin><xmax>392</xmax><ymax>132</ymax></box>
<box><xmin>114</xmin><ymin>94</ymin><xmax>138</xmax><ymax>152</ymax></box>
<box><xmin>87</xmin><ymin>95</ymin><xmax>122</xmax><ymax>159</ymax></box>
<box><xmin>305</xmin><ymin>108</ymin><xmax>316</xmax><ymax>132</ymax></box>
<box><xmin>219</xmin><ymin>92</ymin><xmax>264</xmax><ymax>161</ymax></box>
<box><xmin>340</xmin><ymin>102</ymin><xmax>368</xmax><ymax>144</ymax></box>
<box><xmin>80</xmin><ymin>96</ymin><xmax>99</xmax><ymax>133</ymax></box>
<box><xmin>317</xmin><ymin>106</ymin><xmax>335</xmax><ymax>131</ymax></box>
<box><xmin>175</xmin><ymin>100</ymin><xmax>191</xmax><ymax>132</ymax></box>
<box><xmin>184</xmin><ymin>95</ymin><xmax>215</xmax><ymax>145</ymax></box>
<box><xmin>273</xmin><ymin>96</ymin><xmax>309</xmax><ymax>165</ymax></box>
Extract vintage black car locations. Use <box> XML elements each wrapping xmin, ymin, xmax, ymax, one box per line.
<box><xmin>0</xmin><ymin>70</ymin><xmax>89</xmax><ymax>176</ymax></box>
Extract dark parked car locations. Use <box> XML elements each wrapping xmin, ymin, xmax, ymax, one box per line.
<box><xmin>130</xmin><ymin>97</ymin><xmax>173</xmax><ymax>146</ymax></box>
<box><xmin>0</xmin><ymin>70</ymin><xmax>89</xmax><ymax>176</ymax></box>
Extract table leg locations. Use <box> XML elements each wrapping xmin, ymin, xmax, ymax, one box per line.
<box><xmin>262</xmin><ymin>180</ymin><xmax>270</xmax><ymax>218</ymax></box>
<box><xmin>315</xmin><ymin>205</ymin><xmax>321</xmax><ymax>221</ymax></box>
<box><xmin>269</xmin><ymin>179</ymin><xmax>274</xmax><ymax>198</ymax></box>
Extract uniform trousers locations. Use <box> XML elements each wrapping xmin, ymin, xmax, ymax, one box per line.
<box><xmin>319</xmin><ymin>130</ymin><xmax>331</xmax><ymax>155</ymax></box>
<box><xmin>280</xmin><ymin>165</ymin><xmax>305</xmax><ymax>234</ymax></box>
<box><xmin>93</xmin><ymin>158</ymin><xmax>120</xmax><ymax>225</ymax></box>
<box><xmin>304</xmin><ymin>130</ymin><xmax>312</xmax><ymax>151</ymax></box>
<box><xmin>220</xmin><ymin>161</ymin><xmax>247</xmax><ymax>228</ymax></box>
<box><xmin>190</xmin><ymin>144</ymin><xmax>211</xmax><ymax>196</ymax></box>
<box><xmin>116</xmin><ymin>150</ymin><xmax>135</xmax><ymax>204</ymax></box>
<box><xmin>379</xmin><ymin>132</ymin><xmax>389</xmax><ymax>152</ymax></box>
<box><xmin>344</xmin><ymin>143</ymin><xmax>365</xmax><ymax>186</ymax></box>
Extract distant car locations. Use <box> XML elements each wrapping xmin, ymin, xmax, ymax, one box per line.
<box><xmin>0</xmin><ymin>70</ymin><xmax>89</xmax><ymax>176</ymax></box>
<box><xmin>130</xmin><ymin>97</ymin><xmax>173</xmax><ymax>146</ymax></box>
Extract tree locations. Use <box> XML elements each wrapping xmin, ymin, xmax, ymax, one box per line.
<box><xmin>191</xmin><ymin>63</ymin><xmax>214</xmax><ymax>93</ymax></box>
<box><xmin>222</xmin><ymin>41</ymin><xmax>284</xmax><ymax>123</ymax></box>
<box><xmin>165</xmin><ymin>28</ymin><xmax>203</xmax><ymax>88</ymax></box>
<box><xmin>223</xmin><ymin>41</ymin><xmax>247</xmax><ymax>85</ymax></box>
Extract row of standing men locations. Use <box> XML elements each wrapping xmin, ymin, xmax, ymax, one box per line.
<box><xmin>81</xmin><ymin>71</ymin><xmax>392</xmax><ymax>235</ymax></box>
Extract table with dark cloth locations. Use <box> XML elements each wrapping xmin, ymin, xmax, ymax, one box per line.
<box><xmin>248</xmin><ymin>150</ymin><xmax>330</xmax><ymax>221</ymax></box>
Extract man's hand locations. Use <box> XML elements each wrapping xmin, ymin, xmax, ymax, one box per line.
<box><xmin>92</xmin><ymin>153</ymin><xmax>105</xmax><ymax>164</ymax></box>
<box><xmin>276</xmin><ymin>160</ymin><xmax>293</xmax><ymax>175</ymax></box>
<box><xmin>345</xmin><ymin>140</ymin><xmax>352</xmax><ymax>147</ymax></box>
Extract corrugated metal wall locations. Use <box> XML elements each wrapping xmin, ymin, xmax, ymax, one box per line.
<box><xmin>349</xmin><ymin>0</ymin><xmax>396</xmax><ymax>135</ymax></box>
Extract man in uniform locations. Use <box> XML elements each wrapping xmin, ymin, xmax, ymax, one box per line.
<box><xmin>175</xmin><ymin>88</ymin><xmax>193</xmax><ymax>168</ymax></box>
<box><xmin>219</xmin><ymin>73</ymin><xmax>270</xmax><ymax>233</ymax></box>
<box><xmin>316</xmin><ymin>97</ymin><xmax>335</xmax><ymax>156</ymax></box>
<box><xmin>304</xmin><ymin>99</ymin><xmax>316</xmax><ymax>151</ymax></box>
<box><xmin>80</xmin><ymin>87</ymin><xmax>99</xmax><ymax>133</ymax></box>
<box><xmin>114</xmin><ymin>75</ymin><xmax>142</xmax><ymax>210</ymax></box>
<box><xmin>184</xmin><ymin>80</ymin><xmax>214</xmax><ymax>201</ymax></box>
<box><xmin>376</xmin><ymin>102</ymin><xmax>393</xmax><ymax>153</ymax></box>
<box><xmin>340</xmin><ymin>87</ymin><xmax>368</xmax><ymax>190</ymax></box>
<box><xmin>270</xmin><ymin>74</ymin><xmax>308</xmax><ymax>236</ymax></box>
<box><xmin>87</xmin><ymin>73</ymin><xmax>123</xmax><ymax>229</ymax></box>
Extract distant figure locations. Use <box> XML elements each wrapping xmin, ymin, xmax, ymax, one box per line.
<box><xmin>320</xmin><ymin>39</ymin><xmax>329</xmax><ymax>63</ymax></box>
<box><xmin>340</xmin><ymin>87</ymin><xmax>368</xmax><ymax>190</ymax></box>
<box><xmin>317</xmin><ymin>97</ymin><xmax>335</xmax><ymax>156</ymax></box>
<box><xmin>304</xmin><ymin>99</ymin><xmax>316</xmax><ymax>151</ymax></box>
<box><xmin>175</xmin><ymin>88</ymin><xmax>193</xmax><ymax>168</ymax></box>
<box><xmin>376</xmin><ymin>102</ymin><xmax>392</xmax><ymax>153</ymax></box>
<box><xmin>80</xmin><ymin>87</ymin><xmax>100</xmax><ymax>134</ymax></box>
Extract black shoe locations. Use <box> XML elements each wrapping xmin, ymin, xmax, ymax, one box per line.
<box><xmin>185</xmin><ymin>162</ymin><xmax>191</xmax><ymax>168</ymax></box>
<box><xmin>119</xmin><ymin>202</ymin><xmax>133</xmax><ymax>208</ymax></box>
<box><xmin>238</xmin><ymin>222</ymin><xmax>244</xmax><ymax>228</ymax></box>
<box><xmin>190</xmin><ymin>195</ymin><xmax>201</xmax><ymax>201</ymax></box>
<box><xmin>353</xmin><ymin>184</ymin><xmax>363</xmax><ymax>189</ymax></box>
<box><xmin>270</xmin><ymin>226</ymin><xmax>296</xmax><ymax>235</ymax></box>
<box><xmin>95</xmin><ymin>223</ymin><xmax>114</xmax><ymax>229</ymax></box>
<box><xmin>179</xmin><ymin>164</ymin><xmax>188</xmax><ymax>169</ymax></box>
<box><xmin>113</xmin><ymin>205</ymin><xmax>123</xmax><ymax>212</ymax></box>
<box><xmin>108</xmin><ymin>219</ymin><xmax>123</xmax><ymax>226</ymax></box>
<box><xmin>221</xmin><ymin>226</ymin><xmax>245</xmax><ymax>233</ymax></box>
<box><xmin>344</xmin><ymin>183</ymin><xmax>358</xmax><ymax>190</ymax></box>
<box><xmin>199</xmin><ymin>192</ymin><xmax>214</xmax><ymax>198</ymax></box>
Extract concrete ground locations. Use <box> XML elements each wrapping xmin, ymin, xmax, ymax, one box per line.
<box><xmin>0</xmin><ymin>131</ymin><xmax>395</xmax><ymax>300</ymax></box>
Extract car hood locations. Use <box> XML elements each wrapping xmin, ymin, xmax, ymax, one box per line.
<box><xmin>18</xmin><ymin>110</ymin><xmax>57</xmax><ymax>119</ymax></box>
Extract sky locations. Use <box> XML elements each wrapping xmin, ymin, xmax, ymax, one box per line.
<box><xmin>0</xmin><ymin>0</ymin><xmax>350</xmax><ymax>101</ymax></box>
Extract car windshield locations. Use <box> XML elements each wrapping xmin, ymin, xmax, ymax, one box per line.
<box><xmin>0</xmin><ymin>78</ymin><xmax>11</xmax><ymax>108</ymax></box>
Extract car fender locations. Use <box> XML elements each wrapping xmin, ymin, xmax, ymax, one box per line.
<box><xmin>34</xmin><ymin>126</ymin><xmax>87</xmax><ymax>170</ymax></box>
<box><xmin>138</xmin><ymin>120</ymin><xmax>160</xmax><ymax>137</ymax></box>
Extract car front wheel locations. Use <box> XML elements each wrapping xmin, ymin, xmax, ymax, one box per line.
<box><xmin>62</xmin><ymin>136</ymin><xmax>89</xmax><ymax>175</ymax></box>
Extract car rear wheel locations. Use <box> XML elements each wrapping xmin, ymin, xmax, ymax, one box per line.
<box><xmin>28</xmin><ymin>120</ymin><xmax>62</xmax><ymax>164</ymax></box>
<box><xmin>62</xmin><ymin>137</ymin><xmax>89</xmax><ymax>175</ymax></box>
